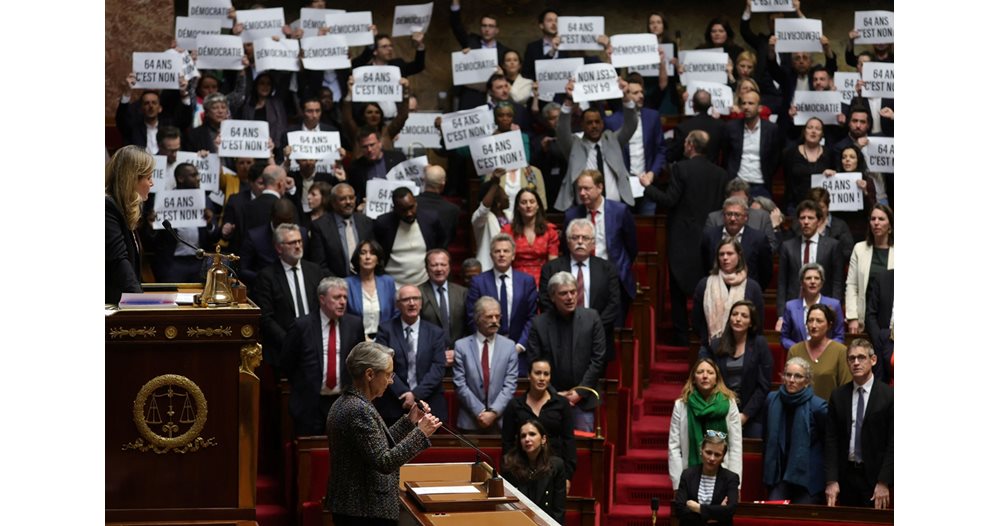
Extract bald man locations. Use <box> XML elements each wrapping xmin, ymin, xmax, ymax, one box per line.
<box><xmin>415</xmin><ymin>165</ymin><xmax>460</xmax><ymax>247</ymax></box>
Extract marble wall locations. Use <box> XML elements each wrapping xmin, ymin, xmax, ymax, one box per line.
<box><xmin>106</xmin><ymin>0</ymin><xmax>176</xmax><ymax>119</ymax></box>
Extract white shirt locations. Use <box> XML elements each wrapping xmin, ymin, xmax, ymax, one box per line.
<box><xmin>319</xmin><ymin>312</ymin><xmax>342</xmax><ymax>395</ymax></box>
<box><xmin>493</xmin><ymin>267</ymin><xmax>514</xmax><ymax>321</ymax></box>
<box><xmin>589</xmin><ymin>200</ymin><xmax>608</xmax><ymax>259</ymax></box>
<box><xmin>799</xmin><ymin>231</ymin><xmax>821</xmax><ymax>265</ymax></box>
<box><xmin>736</xmin><ymin>120</ymin><xmax>764</xmax><ymax>184</ymax></box>
<box><xmin>584</xmin><ymin>140</ymin><xmax>621</xmax><ymax>202</ymax></box>
<box><xmin>848</xmin><ymin>374</ymin><xmax>875</xmax><ymax>461</ymax></box>
<box><xmin>572</xmin><ymin>257</ymin><xmax>591</xmax><ymax>308</ymax></box>
<box><xmin>281</xmin><ymin>259</ymin><xmax>310</xmax><ymax>317</ymax></box>
<box><xmin>473</xmin><ymin>331</ymin><xmax>496</xmax><ymax>383</ymax></box>
<box><xmin>145</xmin><ymin>121</ymin><xmax>159</xmax><ymax>156</ymax></box>
<box><xmin>627</xmin><ymin>122</ymin><xmax>646</xmax><ymax>176</ymax></box>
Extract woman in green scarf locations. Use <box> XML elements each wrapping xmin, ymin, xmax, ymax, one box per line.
<box><xmin>668</xmin><ymin>358</ymin><xmax>743</xmax><ymax>489</ymax></box>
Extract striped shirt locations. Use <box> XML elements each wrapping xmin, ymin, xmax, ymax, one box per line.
<box><xmin>697</xmin><ymin>474</ymin><xmax>717</xmax><ymax>505</ymax></box>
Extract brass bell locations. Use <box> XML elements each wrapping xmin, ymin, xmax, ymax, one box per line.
<box><xmin>196</xmin><ymin>245</ymin><xmax>240</xmax><ymax>307</ymax></box>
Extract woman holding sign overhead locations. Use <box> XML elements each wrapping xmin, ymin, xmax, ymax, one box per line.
<box><xmin>106</xmin><ymin>146</ymin><xmax>155</xmax><ymax>304</ymax></box>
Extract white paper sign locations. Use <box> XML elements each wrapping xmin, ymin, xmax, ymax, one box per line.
<box><xmin>440</xmin><ymin>105</ymin><xmax>496</xmax><ymax>150</ymax></box>
<box><xmin>751</xmin><ymin>0</ymin><xmax>795</xmax><ymax>13</ymax></box>
<box><xmin>175</xmin><ymin>17</ymin><xmax>220</xmax><ymax>51</ymax></box>
<box><xmin>811</xmin><ymin>173</ymin><xmax>864</xmax><ymax>211</ymax></box>
<box><xmin>253</xmin><ymin>38</ymin><xmax>300</xmax><ymax>72</ymax></box>
<box><xmin>299</xmin><ymin>8</ymin><xmax>344</xmax><ymax>38</ymax></box>
<box><xmin>154</xmin><ymin>189</ymin><xmax>207</xmax><ymax>229</ymax></box>
<box><xmin>219</xmin><ymin>120</ymin><xmax>271</xmax><ymax>158</ymax></box>
<box><xmin>326</xmin><ymin>12</ymin><xmax>374</xmax><ymax>47</ymax></box>
<box><xmin>151</xmin><ymin>155</ymin><xmax>168</xmax><ymax>193</ymax></box>
<box><xmin>451</xmin><ymin>48</ymin><xmax>499</xmax><ymax>86</ymax></box>
<box><xmin>236</xmin><ymin>8</ymin><xmax>285</xmax><ymax>43</ymax></box>
<box><xmin>774</xmin><ymin>18</ymin><xmax>823</xmax><ymax>53</ymax></box>
<box><xmin>132</xmin><ymin>52</ymin><xmax>181</xmax><ymax>90</ymax></box>
<box><xmin>680</xmin><ymin>50</ymin><xmax>728</xmax><ymax>85</ymax></box>
<box><xmin>862</xmin><ymin>62</ymin><xmax>893</xmax><ymax>98</ymax></box>
<box><xmin>169</xmin><ymin>49</ymin><xmax>200</xmax><ymax>81</ymax></box>
<box><xmin>792</xmin><ymin>91</ymin><xmax>842</xmax><ymax>125</ymax></box>
<box><xmin>684</xmin><ymin>81</ymin><xmax>732</xmax><ymax>116</ymax></box>
<box><xmin>835</xmin><ymin>72</ymin><xmax>861</xmax><ymax>105</ymax></box>
<box><xmin>301</xmin><ymin>34</ymin><xmax>351</xmax><ymax>70</ymax></box>
<box><xmin>395</xmin><ymin>113</ymin><xmax>443</xmax><ymax>150</ymax></box>
<box><xmin>392</xmin><ymin>3</ymin><xmax>434</xmax><ymax>36</ymax></box>
<box><xmin>630</xmin><ymin>43</ymin><xmax>674</xmax><ymax>77</ymax></box>
<box><xmin>864</xmin><ymin>137</ymin><xmax>894</xmax><ymax>173</ymax></box>
<box><xmin>386</xmin><ymin>155</ymin><xmax>429</xmax><ymax>188</ymax></box>
<box><xmin>535</xmin><ymin>58</ymin><xmax>584</xmax><ymax>100</ymax></box>
<box><xmin>365</xmin><ymin>179</ymin><xmax>420</xmax><ymax>218</ymax></box>
<box><xmin>572</xmin><ymin>63</ymin><xmax>622</xmax><ymax>103</ymax></box>
<box><xmin>188</xmin><ymin>0</ymin><xmax>233</xmax><ymax>29</ymax></box>
<box><xmin>558</xmin><ymin>16</ymin><xmax>605</xmax><ymax>51</ymax></box>
<box><xmin>196</xmin><ymin>34</ymin><xmax>245</xmax><ymax>70</ymax></box>
<box><xmin>469</xmin><ymin>131</ymin><xmax>528</xmax><ymax>176</ymax></box>
<box><xmin>352</xmin><ymin>66</ymin><xmax>402</xmax><ymax>102</ymax></box>
<box><xmin>855</xmin><ymin>11</ymin><xmax>893</xmax><ymax>45</ymax></box>
<box><xmin>610</xmin><ymin>34</ymin><xmax>660</xmax><ymax>68</ymax></box>
<box><xmin>287</xmin><ymin>131</ymin><xmax>342</xmax><ymax>160</ymax></box>
<box><xmin>174</xmin><ymin>152</ymin><xmax>221</xmax><ymax>192</ymax></box>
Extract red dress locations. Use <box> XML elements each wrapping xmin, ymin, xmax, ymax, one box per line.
<box><xmin>501</xmin><ymin>222</ymin><xmax>560</xmax><ymax>285</ymax></box>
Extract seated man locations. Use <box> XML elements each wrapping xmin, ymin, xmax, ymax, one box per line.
<box><xmin>453</xmin><ymin>297</ymin><xmax>519</xmax><ymax>433</ymax></box>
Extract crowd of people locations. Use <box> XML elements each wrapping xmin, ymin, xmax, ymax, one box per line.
<box><xmin>105</xmin><ymin>1</ymin><xmax>894</xmax><ymax>524</ymax></box>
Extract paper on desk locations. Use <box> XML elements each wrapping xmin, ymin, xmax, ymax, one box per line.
<box><xmin>411</xmin><ymin>485</ymin><xmax>480</xmax><ymax>495</ymax></box>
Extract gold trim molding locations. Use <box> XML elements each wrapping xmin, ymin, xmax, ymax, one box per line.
<box><xmin>239</xmin><ymin>343</ymin><xmax>262</xmax><ymax>379</ymax></box>
<box><xmin>186</xmin><ymin>326</ymin><xmax>232</xmax><ymax>337</ymax></box>
<box><xmin>122</xmin><ymin>374</ymin><xmax>217</xmax><ymax>454</ymax></box>
<box><xmin>240</xmin><ymin>324</ymin><xmax>254</xmax><ymax>338</ymax></box>
<box><xmin>109</xmin><ymin>326</ymin><xmax>157</xmax><ymax>339</ymax></box>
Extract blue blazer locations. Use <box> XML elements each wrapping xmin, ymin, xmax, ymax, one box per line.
<box><xmin>346</xmin><ymin>274</ymin><xmax>399</xmax><ymax>329</ymax></box>
<box><xmin>466</xmin><ymin>269</ymin><xmax>537</xmax><ymax>348</ymax></box>
<box><xmin>452</xmin><ymin>333</ymin><xmax>519</xmax><ymax>430</ymax></box>
<box><xmin>604</xmin><ymin>106</ymin><xmax>666</xmax><ymax>176</ymax></box>
<box><xmin>564</xmin><ymin>200</ymin><xmax>638</xmax><ymax>298</ymax></box>
<box><xmin>373</xmin><ymin>318</ymin><xmax>448</xmax><ymax>423</ymax></box>
<box><xmin>780</xmin><ymin>296</ymin><xmax>846</xmax><ymax>350</ymax></box>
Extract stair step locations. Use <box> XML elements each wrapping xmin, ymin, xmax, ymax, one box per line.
<box><xmin>615</xmin><ymin>472</ymin><xmax>674</xmax><ymax>505</ymax></box>
<box><xmin>606</xmin><ymin>503</ymin><xmax>671</xmax><ymax>526</ymax></box>
<box><xmin>630</xmin><ymin>415</ymin><xmax>670</xmax><ymax>449</ymax></box>
<box><xmin>654</xmin><ymin>344</ymin><xmax>691</xmax><ymax>363</ymax></box>
<box><xmin>617</xmin><ymin>450</ymin><xmax>670</xmax><ymax>474</ymax></box>
<box><xmin>648</xmin><ymin>362</ymin><xmax>689</xmax><ymax>383</ymax></box>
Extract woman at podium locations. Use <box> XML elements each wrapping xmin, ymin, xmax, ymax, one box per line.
<box><xmin>105</xmin><ymin>145</ymin><xmax>154</xmax><ymax>304</ymax></box>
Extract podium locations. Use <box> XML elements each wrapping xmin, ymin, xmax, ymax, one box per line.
<box><xmin>105</xmin><ymin>299</ymin><xmax>261</xmax><ymax>524</ymax></box>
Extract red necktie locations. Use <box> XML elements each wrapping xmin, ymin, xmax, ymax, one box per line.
<box><xmin>481</xmin><ymin>340</ymin><xmax>490</xmax><ymax>400</ymax></box>
<box><xmin>803</xmin><ymin>239</ymin><xmax>811</xmax><ymax>265</ymax></box>
<box><xmin>576</xmin><ymin>262</ymin><xmax>585</xmax><ymax>302</ymax></box>
<box><xmin>325</xmin><ymin>320</ymin><xmax>337</xmax><ymax>389</ymax></box>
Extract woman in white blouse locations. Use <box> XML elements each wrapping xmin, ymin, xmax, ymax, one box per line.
<box><xmin>845</xmin><ymin>204</ymin><xmax>893</xmax><ymax>334</ymax></box>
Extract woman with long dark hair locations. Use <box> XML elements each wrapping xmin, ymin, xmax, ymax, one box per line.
<box><xmin>502</xmin><ymin>419</ymin><xmax>567</xmax><ymax>524</ymax></box>
<box><xmin>692</xmin><ymin>239</ymin><xmax>766</xmax><ymax>350</ymax></box>
<box><xmin>501</xmin><ymin>187</ymin><xmax>559</xmax><ymax>285</ymax></box>
<box><xmin>845</xmin><ymin>204</ymin><xmax>894</xmax><ymax>335</ymax></box>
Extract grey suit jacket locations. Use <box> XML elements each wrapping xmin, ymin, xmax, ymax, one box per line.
<box><xmin>452</xmin><ymin>333</ymin><xmax>519</xmax><ymax>430</ymax></box>
<box><xmin>554</xmin><ymin>104</ymin><xmax>639</xmax><ymax>211</ymax></box>
<box><xmin>527</xmin><ymin>308</ymin><xmax>606</xmax><ymax>406</ymax></box>
<box><xmin>418</xmin><ymin>280</ymin><xmax>469</xmax><ymax>347</ymax></box>
<box><xmin>706</xmin><ymin>207</ymin><xmax>779</xmax><ymax>252</ymax></box>
<box><xmin>777</xmin><ymin>235</ymin><xmax>845</xmax><ymax>316</ymax></box>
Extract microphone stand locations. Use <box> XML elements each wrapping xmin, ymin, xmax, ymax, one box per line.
<box><xmin>651</xmin><ymin>496</ymin><xmax>659</xmax><ymax>526</ymax></box>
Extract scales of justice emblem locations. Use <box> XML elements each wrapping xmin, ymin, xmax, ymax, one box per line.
<box><xmin>122</xmin><ymin>374</ymin><xmax>218</xmax><ymax>454</ymax></box>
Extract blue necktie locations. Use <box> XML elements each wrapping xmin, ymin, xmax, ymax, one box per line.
<box><xmin>854</xmin><ymin>386</ymin><xmax>865</xmax><ymax>462</ymax></box>
<box><xmin>499</xmin><ymin>274</ymin><xmax>509</xmax><ymax>334</ymax></box>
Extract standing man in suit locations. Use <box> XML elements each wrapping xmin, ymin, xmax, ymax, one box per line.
<box><xmin>554</xmin><ymin>78</ymin><xmax>637</xmax><ymax>211</ymax></box>
<box><xmin>466</xmin><ymin>233</ymin><xmax>538</xmax><ymax>374</ymax></box>
<box><xmin>528</xmin><ymin>272</ymin><xmax>606</xmax><ymax>432</ymax></box>
<box><xmin>865</xmin><ymin>270</ymin><xmax>893</xmax><ymax>383</ymax></box>
<box><xmin>281</xmin><ymin>277</ymin><xmax>366</xmax><ymax>436</ymax></box>
<box><xmin>415</xmin><ymin>166</ymin><xmax>460</xmax><ymax>248</ymax></box>
<box><xmin>116</xmin><ymin>74</ymin><xmax>192</xmax><ymax>152</ymax></box>
<box><xmin>449</xmin><ymin>0</ymin><xmax>509</xmax><ymax>56</ymax></box>
<box><xmin>825</xmin><ymin>339</ymin><xmax>893</xmax><ymax>509</ymax></box>
<box><xmin>239</xmin><ymin>198</ymin><xmax>301</xmax><ymax>290</ymax></box>
<box><xmin>276</xmin><ymin>97</ymin><xmax>346</xmax><ymax>165</ymax></box>
<box><xmin>563</xmin><ymin>170</ymin><xmax>638</xmax><ymax>322</ymax></box>
<box><xmin>604</xmin><ymin>74</ymin><xmax>667</xmax><ymax>215</ymax></box>
<box><xmin>794</xmin><ymin>187</ymin><xmax>855</xmax><ymax>263</ymax></box>
<box><xmin>346</xmin><ymin>126</ymin><xmax>407</xmax><ymax>203</ymax></box>
<box><xmin>374</xmin><ymin>285</ymin><xmax>448</xmax><ymax>424</ymax></box>
<box><xmin>522</xmin><ymin>9</ymin><xmax>560</xmax><ymax>82</ymax></box>
<box><xmin>705</xmin><ymin>178</ymin><xmax>778</xmax><ymax>252</ymax></box>
<box><xmin>722</xmin><ymin>90</ymin><xmax>783</xmax><ymax>200</ymax></box>
<box><xmin>640</xmin><ymin>130</ymin><xmax>729</xmax><ymax>344</ymax></box>
<box><xmin>701</xmin><ymin>197</ymin><xmax>773</xmax><ymax>289</ymax></box>
<box><xmin>308</xmin><ymin>183</ymin><xmax>374</xmax><ymax>277</ymax></box>
<box><xmin>243</xmin><ymin>165</ymin><xmax>287</xmax><ymax>233</ymax></box>
<box><xmin>453</xmin><ymin>297</ymin><xmax>519</xmax><ymax>433</ymax></box>
<box><xmin>777</xmin><ymin>200</ymin><xmax>845</xmax><ymax>316</ymax></box>
<box><xmin>374</xmin><ymin>186</ymin><xmax>446</xmax><ymax>287</ymax></box>
<box><xmin>539</xmin><ymin>219</ymin><xmax>620</xmax><ymax>361</ymax></box>
<box><xmin>419</xmin><ymin>249</ymin><xmax>469</xmax><ymax>358</ymax></box>
<box><xmin>666</xmin><ymin>89</ymin><xmax>726</xmax><ymax>163</ymax></box>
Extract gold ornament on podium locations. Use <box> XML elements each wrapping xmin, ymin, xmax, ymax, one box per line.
<box><xmin>122</xmin><ymin>374</ymin><xmax>218</xmax><ymax>454</ymax></box>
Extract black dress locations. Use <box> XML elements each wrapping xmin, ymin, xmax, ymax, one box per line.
<box><xmin>501</xmin><ymin>391</ymin><xmax>577</xmax><ymax>479</ymax></box>
<box><xmin>105</xmin><ymin>196</ymin><xmax>142</xmax><ymax>304</ymax></box>
<box><xmin>781</xmin><ymin>145</ymin><xmax>833</xmax><ymax>213</ymax></box>
<box><xmin>504</xmin><ymin>456</ymin><xmax>567</xmax><ymax>524</ymax></box>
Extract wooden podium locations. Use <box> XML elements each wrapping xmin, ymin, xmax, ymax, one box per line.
<box><xmin>105</xmin><ymin>299</ymin><xmax>261</xmax><ymax>524</ymax></box>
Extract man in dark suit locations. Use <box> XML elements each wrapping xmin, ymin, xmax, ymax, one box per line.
<box><xmin>374</xmin><ymin>186</ymin><xmax>447</xmax><ymax>286</ymax></box>
<box><xmin>825</xmin><ymin>340</ymin><xmax>893</xmax><ymax>509</ymax></box>
<box><xmin>667</xmin><ymin>89</ymin><xmax>727</xmax><ymax>164</ymax></box>
<box><xmin>527</xmin><ymin>271</ymin><xmax>606</xmax><ymax>432</ymax></box>
<box><xmin>795</xmin><ymin>187</ymin><xmax>855</xmax><ymax>263</ymax></box>
<box><xmin>777</xmin><ymin>200</ymin><xmax>845</xmax><ymax>316</ymax></box>
<box><xmin>346</xmin><ymin>126</ymin><xmax>407</xmax><ymax>202</ymax></box>
<box><xmin>350</xmin><ymin>32</ymin><xmax>426</xmax><ymax>77</ymax></box>
<box><xmin>722</xmin><ymin>90</ymin><xmax>784</xmax><ymax>199</ymax></box>
<box><xmin>239</xmin><ymin>198</ymin><xmax>301</xmax><ymax>289</ymax></box>
<box><xmin>243</xmin><ymin>165</ymin><xmax>287</xmax><ymax>233</ymax></box>
<box><xmin>253</xmin><ymin>224</ymin><xmax>327</xmax><ymax>365</ymax></box>
<box><xmin>219</xmin><ymin>160</ymin><xmax>268</xmax><ymax>254</ymax></box>
<box><xmin>419</xmin><ymin>249</ymin><xmax>469</xmax><ymax>355</ymax></box>
<box><xmin>148</xmin><ymin>163</ymin><xmax>219</xmax><ymax>283</ymax></box>
<box><xmin>415</xmin><ymin>165</ymin><xmax>460</xmax><ymax>248</ymax></box>
<box><xmin>276</xmin><ymin>97</ymin><xmax>346</xmax><ymax>165</ymax></box>
<box><xmin>374</xmin><ymin>285</ymin><xmax>448</xmax><ymax>424</ymax></box>
<box><xmin>766</xmin><ymin>40</ymin><xmax>838</xmax><ymax>139</ymax></box>
<box><xmin>459</xmin><ymin>74</ymin><xmax>532</xmax><ymax>132</ymax></box>
<box><xmin>701</xmin><ymin>197</ymin><xmax>773</xmax><ymax>289</ymax></box>
<box><xmin>539</xmin><ymin>219</ymin><xmax>620</xmax><ymax>360</ymax></box>
<box><xmin>705</xmin><ymin>177</ymin><xmax>779</xmax><ymax>252</ymax></box>
<box><xmin>281</xmin><ymin>277</ymin><xmax>366</xmax><ymax>436</ymax></box>
<box><xmin>522</xmin><ymin>9</ymin><xmax>560</xmax><ymax>81</ymax></box>
<box><xmin>449</xmin><ymin>0</ymin><xmax>509</xmax><ymax>55</ymax></box>
<box><xmin>115</xmin><ymin>74</ymin><xmax>192</xmax><ymax>151</ymax></box>
<box><xmin>641</xmin><ymin>130</ymin><xmax>729</xmax><ymax>343</ymax></box>
<box><xmin>308</xmin><ymin>183</ymin><xmax>373</xmax><ymax>277</ymax></box>
<box><xmin>865</xmin><ymin>270</ymin><xmax>893</xmax><ymax>383</ymax></box>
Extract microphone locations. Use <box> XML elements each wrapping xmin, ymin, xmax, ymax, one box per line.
<box><xmin>651</xmin><ymin>497</ymin><xmax>659</xmax><ymax>526</ymax></box>
<box><xmin>161</xmin><ymin>220</ymin><xmax>206</xmax><ymax>259</ymax></box>
<box><xmin>413</xmin><ymin>401</ymin><xmax>504</xmax><ymax>497</ymax></box>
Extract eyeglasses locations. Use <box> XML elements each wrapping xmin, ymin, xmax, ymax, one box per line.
<box><xmin>569</xmin><ymin>235</ymin><xmax>594</xmax><ymax>241</ymax></box>
<box><xmin>281</xmin><ymin>239</ymin><xmax>303</xmax><ymax>246</ymax></box>
<box><xmin>704</xmin><ymin>430</ymin><xmax>727</xmax><ymax>440</ymax></box>
<box><xmin>399</xmin><ymin>297</ymin><xmax>421</xmax><ymax>304</ymax></box>
<box><xmin>783</xmin><ymin>372</ymin><xmax>806</xmax><ymax>380</ymax></box>
<box><xmin>847</xmin><ymin>354</ymin><xmax>872</xmax><ymax>363</ymax></box>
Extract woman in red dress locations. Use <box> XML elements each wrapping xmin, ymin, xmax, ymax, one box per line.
<box><xmin>502</xmin><ymin>188</ymin><xmax>559</xmax><ymax>285</ymax></box>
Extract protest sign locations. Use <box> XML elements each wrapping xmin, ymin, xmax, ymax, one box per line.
<box><xmin>451</xmin><ymin>48</ymin><xmax>499</xmax><ymax>86</ymax></box>
<box><xmin>386</xmin><ymin>156</ymin><xmax>429</xmax><ymax>189</ymax></box>
<box><xmin>792</xmin><ymin>90</ymin><xmax>842</xmax><ymax>125</ymax></box>
<box><xmin>392</xmin><ymin>3</ymin><xmax>433</xmax><ymax>36</ymax></box>
<box><xmin>862</xmin><ymin>62</ymin><xmax>893</xmax><ymax>98</ymax></box>
<box><xmin>395</xmin><ymin>113</ymin><xmax>443</xmax><ymax>150</ymax></box>
<box><xmin>219</xmin><ymin>120</ymin><xmax>271</xmax><ymax>158</ymax></box>
<box><xmin>168</xmin><ymin>49</ymin><xmax>200</xmax><ymax>81</ymax></box>
<box><xmin>299</xmin><ymin>8</ymin><xmax>344</xmax><ymax>38</ymax></box>
<box><xmin>774</xmin><ymin>18</ymin><xmax>823</xmax><ymax>53</ymax></box>
<box><xmin>236</xmin><ymin>8</ymin><xmax>285</xmax><ymax>43</ymax></box>
<box><xmin>558</xmin><ymin>16</ymin><xmax>605</xmax><ymax>51</ymax></box>
<box><xmin>610</xmin><ymin>33</ymin><xmax>660</xmax><ymax>68</ymax></box>
<box><xmin>352</xmin><ymin>66</ymin><xmax>402</xmax><ymax>102</ymax></box>
<box><xmin>855</xmin><ymin>11</ymin><xmax>893</xmax><ymax>45</ymax></box>
<box><xmin>325</xmin><ymin>12</ymin><xmax>374</xmax><ymax>47</ymax></box>
<box><xmin>468</xmin><ymin>131</ymin><xmax>528</xmax><ymax>176</ymax></box>
<box><xmin>153</xmin><ymin>189</ymin><xmax>207</xmax><ymax>230</ymax></box>
<box><xmin>751</xmin><ymin>0</ymin><xmax>795</xmax><ymax>13</ymax></box>
<box><xmin>287</xmin><ymin>131</ymin><xmax>342</xmax><ymax>160</ymax></box>
<box><xmin>132</xmin><ymin>52</ymin><xmax>181</xmax><ymax>90</ymax></box>
<box><xmin>571</xmin><ymin>63</ymin><xmax>622</xmax><ymax>103</ymax></box>
<box><xmin>195</xmin><ymin>34</ymin><xmax>245</xmax><ymax>70</ymax></box>
<box><xmin>174</xmin><ymin>152</ymin><xmax>221</xmax><ymax>192</ymax></box>
<box><xmin>835</xmin><ymin>72</ymin><xmax>861</xmax><ymax>105</ymax></box>
<box><xmin>188</xmin><ymin>0</ymin><xmax>233</xmax><ymax>29</ymax></box>
<box><xmin>151</xmin><ymin>155</ymin><xmax>168</xmax><ymax>193</ymax></box>
<box><xmin>254</xmin><ymin>37</ymin><xmax>301</xmax><ymax>72</ymax></box>
<box><xmin>175</xmin><ymin>16</ymin><xmax>220</xmax><ymax>50</ymax></box>
<box><xmin>684</xmin><ymin>81</ymin><xmax>732</xmax><ymax>116</ymax></box>
<box><xmin>864</xmin><ymin>137</ymin><xmax>894</xmax><ymax>173</ymax></box>
<box><xmin>679</xmin><ymin>50</ymin><xmax>728</xmax><ymax>84</ymax></box>
<box><xmin>811</xmin><ymin>173</ymin><xmax>864</xmax><ymax>211</ymax></box>
<box><xmin>365</xmin><ymin>179</ymin><xmax>420</xmax><ymax>218</ymax></box>
<box><xmin>535</xmin><ymin>58</ymin><xmax>583</xmax><ymax>100</ymax></box>
<box><xmin>301</xmin><ymin>34</ymin><xmax>350</xmax><ymax>70</ymax></box>
<box><xmin>630</xmin><ymin>43</ymin><xmax>674</xmax><ymax>77</ymax></box>
<box><xmin>440</xmin><ymin>105</ymin><xmax>496</xmax><ymax>150</ymax></box>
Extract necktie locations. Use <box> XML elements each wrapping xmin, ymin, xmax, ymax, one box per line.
<box><xmin>291</xmin><ymin>266</ymin><xmax>306</xmax><ymax>317</ymax></box>
<box><xmin>325</xmin><ymin>320</ymin><xmax>337</xmax><ymax>389</ymax></box>
<box><xmin>499</xmin><ymin>274</ymin><xmax>509</xmax><ymax>334</ymax></box>
<box><xmin>438</xmin><ymin>286</ymin><xmax>450</xmax><ymax>333</ymax></box>
<box><xmin>854</xmin><ymin>386</ymin><xmax>865</xmax><ymax>462</ymax></box>
<box><xmin>405</xmin><ymin>326</ymin><xmax>417</xmax><ymax>388</ymax></box>
<box><xmin>803</xmin><ymin>239</ymin><xmax>811</xmax><ymax>265</ymax></box>
<box><xmin>594</xmin><ymin>144</ymin><xmax>605</xmax><ymax>175</ymax></box>
<box><xmin>481</xmin><ymin>339</ymin><xmax>491</xmax><ymax>400</ymax></box>
<box><xmin>344</xmin><ymin>218</ymin><xmax>357</xmax><ymax>269</ymax></box>
<box><xmin>589</xmin><ymin>211</ymin><xmax>598</xmax><ymax>255</ymax></box>
<box><xmin>576</xmin><ymin>262</ymin><xmax>585</xmax><ymax>306</ymax></box>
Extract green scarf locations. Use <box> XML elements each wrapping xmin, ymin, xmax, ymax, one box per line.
<box><xmin>686</xmin><ymin>391</ymin><xmax>731</xmax><ymax>466</ymax></box>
